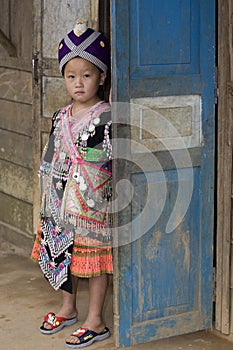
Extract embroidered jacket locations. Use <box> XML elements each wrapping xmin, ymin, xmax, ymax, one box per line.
<box><xmin>40</xmin><ymin>101</ymin><xmax>112</xmax><ymax>239</ymax></box>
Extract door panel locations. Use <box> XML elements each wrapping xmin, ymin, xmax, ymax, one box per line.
<box><xmin>130</xmin><ymin>0</ymin><xmax>200</xmax><ymax>77</ymax></box>
<box><xmin>112</xmin><ymin>0</ymin><xmax>215</xmax><ymax>347</ymax></box>
<box><xmin>131</xmin><ymin>168</ymin><xmax>200</xmax><ymax>344</ymax></box>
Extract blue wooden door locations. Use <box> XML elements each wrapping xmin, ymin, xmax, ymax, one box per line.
<box><xmin>111</xmin><ymin>0</ymin><xmax>215</xmax><ymax>347</ymax></box>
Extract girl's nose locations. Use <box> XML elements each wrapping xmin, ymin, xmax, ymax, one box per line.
<box><xmin>75</xmin><ymin>76</ymin><xmax>83</xmax><ymax>87</ymax></box>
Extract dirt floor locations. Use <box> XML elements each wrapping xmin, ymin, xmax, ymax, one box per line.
<box><xmin>1</xmin><ymin>239</ymin><xmax>233</xmax><ymax>350</ymax></box>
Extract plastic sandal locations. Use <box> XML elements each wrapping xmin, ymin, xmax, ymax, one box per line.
<box><xmin>66</xmin><ymin>327</ymin><xmax>110</xmax><ymax>348</ymax></box>
<box><xmin>40</xmin><ymin>312</ymin><xmax>77</xmax><ymax>334</ymax></box>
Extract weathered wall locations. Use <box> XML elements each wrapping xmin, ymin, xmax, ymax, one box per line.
<box><xmin>0</xmin><ymin>0</ymin><xmax>92</xmax><ymax>251</ymax></box>
<box><xmin>0</xmin><ymin>0</ymin><xmax>33</xmax><ymax>249</ymax></box>
<box><xmin>32</xmin><ymin>0</ymin><xmax>91</xmax><ymax>235</ymax></box>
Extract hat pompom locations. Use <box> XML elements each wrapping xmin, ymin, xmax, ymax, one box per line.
<box><xmin>73</xmin><ymin>19</ymin><xmax>87</xmax><ymax>37</ymax></box>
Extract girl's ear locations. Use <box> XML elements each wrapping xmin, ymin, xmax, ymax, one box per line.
<box><xmin>99</xmin><ymin>72</ymin><xmax>107</xmax><ymax>85</ymax></box>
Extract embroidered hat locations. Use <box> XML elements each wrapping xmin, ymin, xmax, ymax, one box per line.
<box><xmin>58</xmin><ymin>19</ymin><xmax>110</xmax><ymax>74</ymax></box>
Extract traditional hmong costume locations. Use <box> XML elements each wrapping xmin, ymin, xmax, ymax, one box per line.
<box><xmin>31</xmin><ymin>101</ymin><xmax>113</xmax><ymax>292</ymax></box>
<box><xmin>31</xmin><ymin>19</ymin><xmax>113</xmax><ymax>293</ymax></box>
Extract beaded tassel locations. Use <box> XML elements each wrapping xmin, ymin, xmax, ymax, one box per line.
<box><xmin>103</xmin><ymin>121</ymin><xmax>112</xmax><ymax>159</ymax></box>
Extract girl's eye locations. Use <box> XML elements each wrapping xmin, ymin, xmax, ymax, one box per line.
<box><xmin>83</xmin><ymin>74</ymin><xmax>90</xmax><ymax>78</ymax></box>
<box><xmin>67</xmin><ymin>74</ymin><xmax>75</xmax><ymax>79</ymax></box>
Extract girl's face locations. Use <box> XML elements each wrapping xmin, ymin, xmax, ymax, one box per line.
<box><xmin>64</xmin><ymin>57</ymin><xmax>106</xmax><ymax>111</ymax></box>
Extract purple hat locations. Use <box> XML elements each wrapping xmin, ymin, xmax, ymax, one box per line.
<box><xmin>58</xmin><ymin>19</ymin><xmax>110</xmax><ymax>74</ymax></box>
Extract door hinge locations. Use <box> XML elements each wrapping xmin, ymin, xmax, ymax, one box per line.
<box><xmin>214</xmin><ymin>66</ymin><xmax>219</xmax><ymax>104</ymax></box>
<box><xmin>212</xmin><ymin>266</ymin><xmax>216</xmax><ymax>302</ymax></box>
<box><xmin>32</xmin><ymin>51</ymin><xmax>40</xmax><ymax>85</ymax></box>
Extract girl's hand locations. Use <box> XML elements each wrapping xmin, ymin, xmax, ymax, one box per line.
<box><xmin>109</xmin><ymin>88</ymin><xmax>112</xmax><ymax>105</ymax></box>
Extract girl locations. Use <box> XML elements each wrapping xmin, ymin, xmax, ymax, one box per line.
<box><xmin>31</xmin><ymin>19</ymin><xmax>113</xmax><ymax>348</ymax></box>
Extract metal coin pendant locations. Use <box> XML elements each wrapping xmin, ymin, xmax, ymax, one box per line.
<box><xmin>79</xmin><ymin>183</ymin><xmax>87</xmax><ymax>191</ymax></box>
<box><xmin>73</xmin><ymin>172</ymin><xmax>80</xmax><ymax>182</ymax></box>
<box><xmin>87</xmin><ymin>199</ymin><xmax>95</xmax><ymax>208</ymax></box>
<box><xmin>79</xmin><ymin>175</ymin><xmax>84</xmax><ymax>184</ymax></box>
<box><xmin>59</xmin><ymin>151</ymin><xmax>66</xmax><ymax>160</ymax></box>
<box><xmin>54</xmin><ymin>140</ymin><xmax>60</xmax><ymax>148</ymax></box>
<box><xmin>93</xmin><ymin>117</ymin><xmax>100</xmax><ymax>125</ymax></box>
<box><xmin>88</xmin><ymin>124</ymin><xmax>95</xmax><ymax>133</ymax></box>
<box><xmin>81</xmin><ymin>132</ymin><xmax>89</xmax><ymax>141</ymax></box>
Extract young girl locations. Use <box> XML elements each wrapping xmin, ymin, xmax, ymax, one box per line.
<box><xmin>31</xmin><ymin>19</ymin><xmax>113</xmax><ymax>348</ymax></box>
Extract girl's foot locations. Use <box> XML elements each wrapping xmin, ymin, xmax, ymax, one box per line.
<box><xmin>66</xmin><ymin>320</ymin><xmax>106</xmax><ymax>346</ymax></box>
<box><xmin>66</xmin><ymin>326</ymin><xmax>110</xmax><ymax>348</ymax></box>
<box><xmin>41</xmin><ymin>307</ymin><xmax>78</xmax><ymax>333</ymax></box>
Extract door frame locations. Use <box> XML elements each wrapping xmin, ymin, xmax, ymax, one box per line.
<box><xmin>215</xmin><ymin>0</ymin><xmax>233</xmax><ymax>335</ymax></box>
